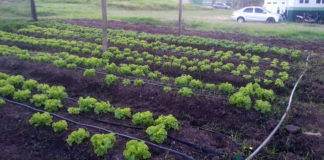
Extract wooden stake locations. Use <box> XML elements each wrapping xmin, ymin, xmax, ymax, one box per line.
<box><xmin>101</xmin><ymin>0</ymin><xmax>108</xmax><ymax>52</ymax></box>
<box><xmin>31</xmin><ymin>0</ymin><xmax>37</xmax><ymax>21</ymax></box>
<box><xmin>178</xmin><ymin>0</ymin><xmax>183</xmax><ymax>35</ymax></box>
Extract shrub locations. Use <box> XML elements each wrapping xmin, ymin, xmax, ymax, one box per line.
<box><xmin>132</xmin><ymin>111</ymin><xmax>154</xmax><ymax>126</ymax></box>
<box><xmin>6</xmin><ymin>75</ymin><xmax>24</xmax><ymax>87</ymax></box>
<box><xmin>0</xmin><ymin>84</ymin><xmax>15</xmax><ymax>97</ymax></box>
<box><xmin>254</xmin><ymin>100</ymin><xmax>271</xmax><ymax>113</ymax></box>
<box><xmin>66</xmin><ymin>128</ymin><xmax>90</xmax><ymax>146</ymax></box>
<box><xmin>29</xmin><ymin>112</ymin><xmax>53</xmax><ymax>127</ymax></box>
<box><xmin>78</xmin><ymin>96</ymin><xmax>97</xmax><ymax>112</ymax></box>
<box><xmin>146</xmin><ymin>124</ymin><xmax>167</xmax><ymax>144</ymax></box>
<box><xmin>13</xmin><ymin>89</ymin><xmax>31</xmax><ymax>102</ymax></box>
<box><xmin>30</xmin><ymin>94</ymin><xmax>48</xmax><ymax>107</ymax></box>
<box><xmin>22</xmin><ymin>79</ymin><xmax>38</xmax><ymax>91</ymax></box>
<box><xmin>134</xmin><ymin>79</ymin><xmax>145</xmax><ymax>86</ymax></box>
<box><xmin>229</xmin><ymin>92</ymin><xmax>252</xmax><ymax>110</ymax></box>
<box><xmin>155</xmin><ymin>115</ymin><xmax>179</xmax><ymax>131</ymax></box>
<box><xmin>46</xmin><ymin>86</ymin><xmax>67</xmax><ymax>100</ymax></box>
<box><xmin>91</xmin><ymin>133</ymin><xmax>116</xmax><ymax>156</ymax></box>
<box><xmin>52</xmin><ymin>120</ymin><xmax>68</xmax><ymax>132</ymax></box>
<box><xmin>218</xmin><ymin>82</ymin><xmax>235</xmax><ymax>94</ymax></box>
<box><xmin>94</xmin><ymin>101</ymin><xmax>114</xmax><ymax>114</ymax></box>
<box><xmin>123</xmin><ymin>140</ymin><xmax>151</xmax><ymax>160</ymax></box>
<box><xmin>83</xmin><ymin>69</ymin><xmax>96</xmax><ymax>77</ymax></box>
<box><xmin>178</xmin><ymin>87</ymin><xmax>193</xmax><ymax>98</ymax></box>
<box><xmin>105</xmin><ymin>74</ymin><xmax>119</xmax><ymax>86</ymax></box>
<box><xmin>44</xmin><ymin>99</ymin><xmax>63</xmax><ymax>112</ymax></box>
<box><xmin>37</xmin><ymin>83</ymin><xmax>50</xmax><ymax>93</ymax></box>
<box><xmin>0</xmin><ymin>98</ymin><xmax>5</xmax><ymax>107</ymax></box>
<box><xmin>114</xmin><ymin>107</ymin><xmax>131</xmax><ymax>119</ymax></box>
<box><xmin>68</xmin><ymin>107</ymin><xmax>80</xmax><ymax>115</ymax></box>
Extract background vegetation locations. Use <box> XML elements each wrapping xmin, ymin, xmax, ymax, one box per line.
<box><xmin>1</xmin><ymin>0</ymin><xmax>324</xmax><ymax>41</ymax></box>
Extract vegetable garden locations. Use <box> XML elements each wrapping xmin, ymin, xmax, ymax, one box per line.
<box><xmin>0</xmin><ymin>21</ymin><xmax>322</xmax><ymax>160</ymax></box>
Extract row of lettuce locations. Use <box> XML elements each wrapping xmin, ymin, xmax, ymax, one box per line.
<box><xmin>0</xmin><ymin>31</ymin><xmax>292</xmax><ymax>88</ymax></box>
<box><xmin>0</xmin><ymin>44</ymin><xmax>279</xmax><ymax>113</ymax></box>
<box><xmin>0</xmin><ymin>72</ymin><xmax>179</xmax><ymax>159</ymax></box>
<box><xmin>25</xmin><ymin>21</ymin><xmax>303</xmax><ymax>59</ymax></box>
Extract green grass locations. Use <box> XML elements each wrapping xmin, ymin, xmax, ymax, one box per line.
<box><xmin>0</xmin><ymin>0</ymin><xmax>32</xmax><ymax>23</ymax></box>
<box><xmin>1</xmin><ymin>0</ymin><xmax>324</xmax><ymax>41</ymax></box>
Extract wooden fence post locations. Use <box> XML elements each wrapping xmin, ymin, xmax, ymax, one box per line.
<box><xmin>178</xmin><ymin>0</ymin><xmax>183</xmax><ymax>35</ymax></box>
<box><xmin>101</xmin><ymin>0</ymin><xmax>108</xmax><ymax>52</ymax></box>
<box><xmin>31</xmin><ymin>0</ymin><xmax>37</xmax><ymax>21</ymax></box>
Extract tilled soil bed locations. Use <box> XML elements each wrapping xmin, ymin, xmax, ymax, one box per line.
<box><xmin>54</xmin><ymin>19</ymin><xmax>324</xmax><ymax>54</ymax></box>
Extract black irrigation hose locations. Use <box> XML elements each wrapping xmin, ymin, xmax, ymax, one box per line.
<box><xmin>245</xmin><ymin>54</ymin><xmax>311</xmax><ymax>160</ymax></box>
<box><xmin>0</xmin><ymin>96</ymin><xmax>194</xmax><ymax>160</ymax></box>
<box><xmin>167</xmin><ymin>135</ymin><xmax>224</xmax><ymax>157</ymax></box>
<box><xmin>66</xmin><ymin>96</ymin><xmax>224</xmax><ymax>157</ymax></box>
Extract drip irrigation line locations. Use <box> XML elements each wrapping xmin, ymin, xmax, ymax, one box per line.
<box><xmin>167</xmin><ymin>135</ymin><xmax>224</xmax><ymax>157</ymax></box>
<box><xmin>64</xmin><ymin>96</ymin><xmax>224</xmax><ymax>157</ymax></box>
<box><xmin>0</xmin><ymin>96</ymin><xmax>194</xmax><ymax>160</ymax></box>
<box><xmin>245</xmin><ymin>54</ymin><xmax>311</xmax><ymax>160</ymax></box>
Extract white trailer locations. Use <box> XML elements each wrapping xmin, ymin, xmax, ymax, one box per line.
<box><xmin>263</xmin><ymin>0</ymin><xmax>324</xmax><ymax>21</ymax></box>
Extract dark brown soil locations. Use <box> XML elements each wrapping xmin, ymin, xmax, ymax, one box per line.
<box><xmin>55</xmin><ymin>19</ymin><xmax>324</xmax><ymax>54</ymax></box>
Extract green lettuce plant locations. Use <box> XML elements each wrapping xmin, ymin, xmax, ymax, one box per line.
<box><xmin>155</xmin><ymin>114</ymin><xmax>179</xmax><ymax>131</ymax></box>
<box><xmin>13</xmin><ymin>89</ymin><xmax>31</xmax><ymax>102</ymax></box>
<box><xmin>132</xmin><ymin>111</ymin><xmax>154</xmax><ymax>126</ymax></box>
<box><xmin>29</xmin><ymin>112</ymin><xmax>53</xmax><ymax>127</ymax></box>
<box><xmin>52</xmin><ymin>120</ymin><xmax>68</xmax><ymax>132</ymax></box>
<box><xmin>44</xmin><ymin>99</ymin><xmax>63</xmax><ymax>112</ymax></box>
<box><xmin>145</xmin><ymin>124</ymin><xmax>167</xmax><ymax>144</ymax></box>
<box><xmin>30</xmin><ymin>94</ymin><xmax>48</xmax><ymax>107</ymax></box>
<box><xmin>123</xmin><ymin>140</ymin><xmax>151</xmax><ymax>160</ymax></box>
<box><xmin>91</xmin><ymin>133</ymin><xmax>116</xmax><ymax>156</ymax></box>
<box><xmin>114</xmin><ymin>107</ymin><xmax>131</xmax><ymax>119</ymax></box>
<box><xmin>66</xmin><ymin>128</ymin><xmax>90</xmax><ymax>146</ymax></box>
